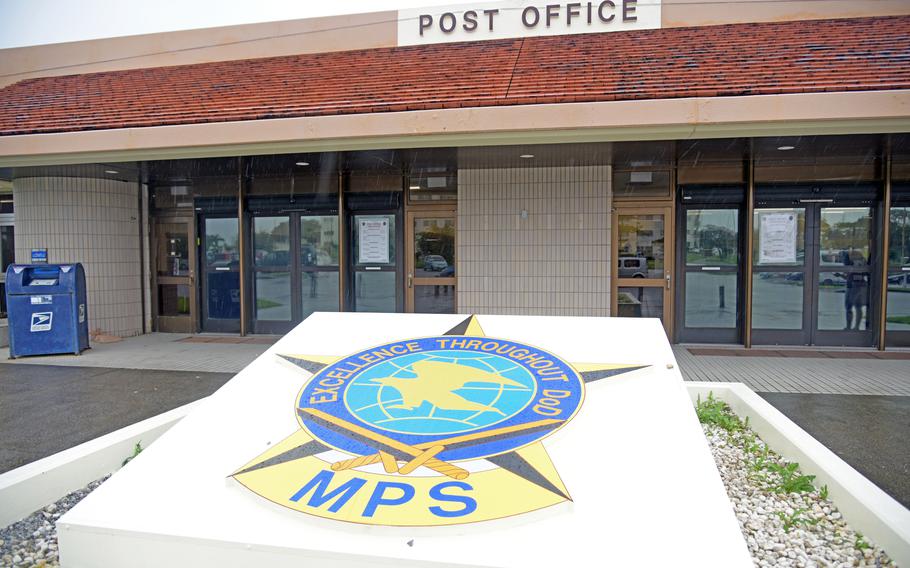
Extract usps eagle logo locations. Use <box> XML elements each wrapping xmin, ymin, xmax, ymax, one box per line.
<box><xmin>232</xmin><ymin>316</ymin><xmax>646</xmax><ymax>526</ymax></box>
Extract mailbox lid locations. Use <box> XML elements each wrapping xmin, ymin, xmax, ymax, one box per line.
<box><xmin>5</xmin><ymin>264</ymin><xmax>82</xmax><ymax>295</ymax></box>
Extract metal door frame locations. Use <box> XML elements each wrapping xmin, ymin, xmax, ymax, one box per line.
<box><xmin>345</xmin><ymin>208</ymin><xmax>403</xmax><ymax>313</ymax></box>
<box><xmin>752</xmin><ymin>190</ymin><xmax>879</xmax><ymax>347</ymax></box>
<box><xmin>151</xmin><ymin>215</ymin><xmax>197</xmax><ymax>333</ymax></box>
<box><xmin>674</xmin><ymin>202</ymin><xmax>744</xmax><ymax>344</ymax></box>
<box><xmin>199</xmin><ymin>214</ymin><xmax>242</xmax><ymax>333</ymax></box>
<box><xmin>611</xmin><ymin>204</ymin><xmax>675</xmax><ymax>336</ymax></box>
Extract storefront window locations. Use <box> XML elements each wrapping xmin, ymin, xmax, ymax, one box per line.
<box><xmin>754</xmin><ymin>134</ymin><xmax>882</xmax><ymax>183</ymax></box>
<box><xmin>685</xmin><ymin>209</ymin><xmax>738</xmax><ymax>266</ymax></box>
<box><xmin>617</xmin><ymin>214</ymin><xmax>664</xmax><ymax>278</ymax></box>
<box><xmin>752</xmin><ymin>273</ymin><xmax>804</xmax><ymax>330</ymax></box>
<box><xmin>613</xmin><ymin>141</ymin><xmax>672</xmax><ymax>199</ymax></box>
<box><xmin>677</xmin><ymin>139</ymin><xmax>746</xmax><ymax>184</ymax></box>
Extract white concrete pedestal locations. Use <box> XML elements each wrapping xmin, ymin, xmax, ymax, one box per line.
<box><xmin>59</xmin><ymin>313</ymin><xmax>751</xmax><ymax>567</ymax></box>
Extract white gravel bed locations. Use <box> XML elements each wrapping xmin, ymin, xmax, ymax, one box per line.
<box><xmin>0</xmin><ymin>476</ymin><xmax>109</xmax><ymax>567</ymax></box>
<box><xmin>699</xmin><ymin>396</ymin><xmax>896</xmax><ymax>567</ymax></box>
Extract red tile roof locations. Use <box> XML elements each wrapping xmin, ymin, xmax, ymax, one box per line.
<box><xmin>1</xmin><ymin>16</ymin><xmax>909</xmax><ymax>136</ymax></box>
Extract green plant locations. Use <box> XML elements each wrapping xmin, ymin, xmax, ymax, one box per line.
<box><xmin>777</xmin><ymin>508</ymin><xmax>819</xmax><ymax>533</ymax></box>
<box><xmin>695</xmin><ymin>392</ymin><xmax>743</xmax><ymax>432</ymax></box>
<box><xmin>122</xmin><ymin>441</ymin><xmax>143</xmax><ymax>466</ymax></box>
<box><xmin>767</xmin><ymin>462</ymin><xmax>816</xmax><ymax>494</ymax></box>
<box><xmin>855</xmin><ymin>533</ymin><xmax>871</xmax><ymax>551</ymax></box>
<box><xmin>819</xmin><ymin>484</ymin><xmax>829</xmax><ymax>500</ymax></box>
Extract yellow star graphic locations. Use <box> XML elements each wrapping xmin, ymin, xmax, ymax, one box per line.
<box><xmin>234</xmin><ymin>315</ymin><xmax>648</xmax><ymax>504</ymax></box>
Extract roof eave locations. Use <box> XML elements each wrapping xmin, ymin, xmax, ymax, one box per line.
<box><xmin>1</xmin><ymin>90</ymin><xmax>909</xmax><ymax>167</ymax></box>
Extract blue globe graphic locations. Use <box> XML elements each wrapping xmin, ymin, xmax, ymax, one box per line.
<box><xmin>344</xmin><ymin>350</ymin><xmax>537</xmax><ymax>435</ymax></box>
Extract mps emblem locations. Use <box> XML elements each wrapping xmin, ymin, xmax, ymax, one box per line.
<box><xmin>233</xmin><ymin>316</ymin><xmax>646</xmax><ymax>526</ymax></box>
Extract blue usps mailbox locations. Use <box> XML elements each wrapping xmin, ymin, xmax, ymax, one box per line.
<box><xmin>5</xmin><ymin>264</ymin><xmax>90</xmax><ymax>358</ymax></box>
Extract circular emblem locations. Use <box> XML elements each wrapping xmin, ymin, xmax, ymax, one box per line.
<box><xmin>296</xmin><ymin>336</ymin><xmax>584</xmax><ymax>462</ymax></box>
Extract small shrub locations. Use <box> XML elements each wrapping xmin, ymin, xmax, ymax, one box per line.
<box><xmin>695</xmin><ymin>392</ymin><xmax>744</xmax><ymax>432</ymax></box>
<box><xmin>122</xmin><ymin>441</ymin><xmax>143</xmax><ymax>466</ymax></box>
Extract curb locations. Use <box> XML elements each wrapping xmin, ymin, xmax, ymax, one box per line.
<box><xmin>0</xmin><ymin>398</ymin><xmax>204</xmax><ymax>528</ymax></box>
<box><xmin>686</xmin><ymin>382</ymin><xmax>910</xmax><ymax>568</ymax></box>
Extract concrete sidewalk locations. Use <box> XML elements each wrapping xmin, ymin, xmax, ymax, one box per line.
<box><xmin>1</xmin><ymin>333</ymin><xmax>273</xmax><ymax>373</ymax></box>
<box><xmin>673</xmin><ymin>346</ymin><xmax>910</xmax><ymax>396</ymax></box>
<box><xmin>4</xmin><ymin>333</ymin><xmax>908</xmax><ymax>396</ymax></box>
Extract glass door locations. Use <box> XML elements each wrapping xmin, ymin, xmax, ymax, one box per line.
<box><xmin>677</xmin><ymin>207</ymin><xmax>741</xmax><ymax>343</ymax></box>
<box><xmin>349</xmin><ymin>212</ymin><xmax>400</xmax><ymax>312</ymax></box>
<box><xmin>406</xmin><ymin>211</ymin><xmax>456</xmax><ymax>313</ymax></box>
<box><xmin>751</xmin><ymin>207</ymin><xmax>809</xmax><ymax>344</ymax></box>
<box><xmin>299</xmin><ymin>215</ymin><xmax>340</xmax><ymax>320</ymax></box>
<box><xmin>886</xmin><ymin>204</ymin><xmax>910</xmax><ymax>346</ymax></box>
<box><xmin>814</xmin><ymin>206</ymin><xmax>874</xmax><ymax>346</ymax></box>
<box><xmin>252</xmin><ymin>215</ymin><xmax>292</xmax><ymax>334</ymax></box>
<box><xmin>0</xmin><ymin>221</ymin><xmax>14</xmax><ymax>318</ymax></box>
<box><xmin>613</xmin><ymin>206</ymin><xmax>674</xmax><ymax>336</ymax></box>
<box><xmin>201</xmin><ymin>216</ymin><xmax>241</xmax><ymax>332</ymax></box>
<box><xmin>154</xmin><ymin>218</ymin><xmax>196</xmax><ymax>333</ymax></box>
<box><xmin>752</xmin><ymin>203</ymin><xmax>875</xmax><ymax>346</ymax></box>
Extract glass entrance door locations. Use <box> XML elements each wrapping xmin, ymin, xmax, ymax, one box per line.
<box><xmin>252</xmin><ymin>215</ymin><xmax>292</xmax><ymax>333</ymax></box>
<box><xmin>350</xmin><ymin>212</ymin><xmax>399</xmax><ymax>312</ymax></box>
<box><xmin>752</xmin><ymin>204</ymin><xmax>875</xmax><ymax>346</ymax></box>
<box><xmin>406</xmin><ymin>211</ymin><xmax>456</xmax><ymax>313</ymax></box>
<box><xmin>613</xmin><ymin>206</ymin><xmax>674</xmax><ymax>335</ymax></box>
<box><xmin>677</xmin><ymin>207</ymin><xmax>741</xmax><ymax>343</ymax></box>
<box><xmin>201</xmin><ymin>216</ymin><xmax>241</xmax><ymax>332</ymax></box>
<box><xmin>154</xmin><ymin>218</ymin><xmax>196</xmax><ymax>333</ymax></box>
<box><xmin>251</xmin><ymin>213</ymin><xmax>339</xmax><ymax>334</ymax></box>
<box><xmin>886</xmin><ymin>204</ymin><xmax>910</xmax><ymax>347</ymax></box>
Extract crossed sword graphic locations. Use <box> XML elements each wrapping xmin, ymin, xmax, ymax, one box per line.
<box><xmin>299</xmin><ymin>407</ymin><xmax>563</xmax><ymax>481</ymax></box>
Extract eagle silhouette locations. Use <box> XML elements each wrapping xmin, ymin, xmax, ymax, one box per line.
<box><xmin>371</xmin><ymin>360</ymin><xmax>527</xmax><ymax>416</ymax></box>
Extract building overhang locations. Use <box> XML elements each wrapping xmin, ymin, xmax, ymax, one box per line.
<box><xmin>1</xmin><ymin>90</ymin><xmax>908</xmax><ymax>167</ymax></box>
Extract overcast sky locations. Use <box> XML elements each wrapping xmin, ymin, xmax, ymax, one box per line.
<box><xmin>0</xmin><ymin>0</ymin><xmax>467</xmax><ymax>49</ymax></box>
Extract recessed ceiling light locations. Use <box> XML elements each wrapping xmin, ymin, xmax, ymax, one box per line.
<box><xmin>295</xmin><ymin>161</ymin><xmax>310</xmax><ymax>166</ymax></box>
<box><xmin>104</xmin><ymin>169</ymin><xmax>119</xmax><ymax>174</ymax></box>
<box><xmin>777</xmin><ymin>145</ymin><xmax>795</xmax><ymax>151</ymax></box>
<box><xmin>519</xmin><ymin>154</ymin><xmax>534</xmax><ymax>159</ymax></box>
<box><xmin>409</xmin><ymin>185</ymin><xmax>421</xmax><ymax>190</ymax></box>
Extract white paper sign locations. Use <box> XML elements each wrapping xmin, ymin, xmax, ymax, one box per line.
<box><xmin>759</xmin><ymin>213</ymin><xmax>797</xmax><ymax>264</ymax></box>
<box><xmin>358</xmin><ymin>217</ymin><xmax>390</xmax><ymax>264</ymax></box>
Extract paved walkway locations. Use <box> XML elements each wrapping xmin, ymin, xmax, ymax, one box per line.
<box><xmin>4</xmin><ymin>335</ymin><xmax>907</xmax><ymax>396</ymax></box>
<box><xmin>1</xmin><ymin>334</ymin><xmax>273</xmax><ymax>373</ymax></box>
<box><xmin>0</xmin><ymin>363</ymin><xmax>233</xmax><ymax>474</ymax></box>
<box><xmin>757</xmin><ymin>392</ymin><xmax>910</xmax><ymax>509</ymax></box>
<box><xmin>673</xmin><ymin>346</ymin><xmax>910</xmax><ymax>396</ymax></box>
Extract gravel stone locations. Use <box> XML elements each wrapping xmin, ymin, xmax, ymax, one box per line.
<box><xmin>0</xmin><ymin>476</ymin><xmax>109</xmax><ymax>567</ymax></box>
<box><xmin>1</xmin><ymin>410</ymin><xmax>901</xmax><ymax>568</ymax></box>
<box><xmin>702</xmin><ymin>418</ymin><xmax>896</xmax><ymax>567</ymax></box>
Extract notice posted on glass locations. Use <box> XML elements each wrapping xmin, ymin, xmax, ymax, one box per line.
<box><xmin>759</xmin><ymin>213</ymin><xmax>797</xmax><ymax>264</ymax></box>
<box><xmin>358</xmin><ymin>217</ymin><xmax>390</xmax><ymax>264</ymax></box>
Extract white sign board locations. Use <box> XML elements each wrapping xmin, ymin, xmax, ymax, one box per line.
<box><xmin>358</xmin><ymin>217</ymin><xmax>390</xmax><ymax>264</ymax></box>
<box><xmin>399</xmin><ymin>0</ymin><xmax>661</xmax><ymax>46</ymax></box>
<box><xmin>59</xmin><ymin>313</ymin><xmax>751</xmax><ymax>567</ymax></box>
<box><xmin>759</xmin><ymin>212</ymin><xmax>797</xmax><ymax>264</ymax></box>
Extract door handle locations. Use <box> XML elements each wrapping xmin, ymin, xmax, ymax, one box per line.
<box><xmin>408</xmin><ymin>272</ymin><xmax>413</xmax><ymax>289</ymax></box>
<box><xmin>666</xmin><ymin>274</ymin><xmax>671</xmax><ymax>289</ymax></box>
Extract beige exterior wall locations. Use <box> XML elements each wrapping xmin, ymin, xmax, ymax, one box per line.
<box><xmin>13</xmin><ymin>177</ymin><xmax>142</xmax><ymax>337</ymax></box>
<box><xmin>457</xmin><ymin>165</ymin><xmax>611</xmax><ymax>317</ymax></box>
<box><xmin>0</xmin><ymin>11</ymin><xmax>396</xmax><ymax>88</ymax></box>
<box><xmin>662</xmin><ymin>0</ymin><xmax>910</xmax><ymax>28</ymax></box>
